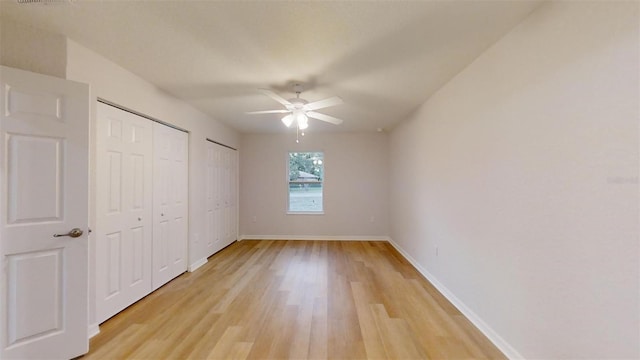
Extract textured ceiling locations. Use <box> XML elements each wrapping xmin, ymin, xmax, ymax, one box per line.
<box><xmin>1</xmin><ymin>0</ymin><xmax>541</xmax><ymax>133</ymax></box>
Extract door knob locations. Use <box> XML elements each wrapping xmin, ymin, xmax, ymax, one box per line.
<box><xmin>54</xmin><ymin>228</ymin><xmax>83</xmax><ymax>238</ymax></box>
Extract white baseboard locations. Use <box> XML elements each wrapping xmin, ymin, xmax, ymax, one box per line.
<box><xmin>238</xmin><ymin>235</ymin><xmax>390</xmax><ymax>241</ymax></box>
<box><xmin>88</xmin><ymin>322</ymin><xmax>100</xmax><ymax>339</ymax></box>
<box><xmin>188</xmin><ymin>257</ymin><xmax>207</xmax><ymax>272</ymax></box>
<box><xmin>386</xmin><ymin>238</ymin><xmax>524</xmax><ymax>360</ymax></box>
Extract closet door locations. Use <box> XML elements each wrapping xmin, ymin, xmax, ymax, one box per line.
<box><xmin>205</xmin><ymin>141</ymin><xmax>237</xmax><ymax>255</ymax></box>
<box><xmin>229</xmin><ymin>150</ymin><xmax>238</xmax><ymax>244</ymax></box>
<box><xmin>205</xmin><ymin>142</ymin><xmax>221</xmax><ymax>256</ymax></box>
<box><xmin>221</xmin><ymin>149</ymin><xmax>229</xmax><ymax>246</ymax></box>
<box><xmin>152</xmin><ymin>123</ymin><xmax>188</xmax><ymax>290</ymax></box>
<box><xmin>96</xmin><ymin>103</ymin><xmax>153</xmax><ymax>324</ymax></box>
<box><xmin>218</xmin><ymin>147</ymin><xmax>227</xmax><ymax>247</ymax></box>
<box><xmin>223</xmin><ymin>148</ymin><xmax>237</xmax><ymax>247</ymax></box>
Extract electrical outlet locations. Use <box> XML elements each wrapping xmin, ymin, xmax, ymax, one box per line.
<box><xmin>252</xmin><ymin>216</ymin><xmax>257</xmax><ymax>223</ymax></box>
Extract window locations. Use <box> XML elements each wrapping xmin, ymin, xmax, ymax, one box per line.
<box><xmin>288</xmin><ymin>152</ymin><xmax>324</xmax><ymax>213</ymax></box>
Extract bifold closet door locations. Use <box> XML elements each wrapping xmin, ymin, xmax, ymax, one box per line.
<box><xmin>205</xmin><ymin>142</ymin><xmax>222</xmax><ymax>256</ymax></box>
<box><xmin>152</xmin><ymin>123</ymin><xmax>188</xmax><ymax>290</ymax></box>
<box><xmin>223</xmin><ymin>149</ymin><xmax>237</xmax><ymax>247</ymax></box>
<box><xmin>206</xmin><ymin>141</ymin><xmax>237</xmax><ymax>256</ymax></box>
<box><xmin>96</xmin><ymin>103</ymin><xmax>153</xmax><ymax>324</ymax></box>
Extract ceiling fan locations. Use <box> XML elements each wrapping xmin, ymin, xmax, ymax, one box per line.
<box><xmin>246</xmin><ymin>84</ymin><xmax>344</xmax><ymax>130</ymax></box>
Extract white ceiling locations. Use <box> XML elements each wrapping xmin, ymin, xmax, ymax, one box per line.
<box><xmin>1</xmin><ymin>0</ymin><xmax>541</xmax><ymax>133</ymax></box>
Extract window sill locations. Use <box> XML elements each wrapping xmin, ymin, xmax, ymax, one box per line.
<box><xmin>286</xmin><ymin>211</ymin><xmax>325</xmax><ymax>215</ymax></box>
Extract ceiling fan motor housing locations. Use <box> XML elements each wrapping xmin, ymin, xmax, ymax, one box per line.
<box><xmin>287</xmin><ymin>98</ymin><xmax>308</xmax><ymax>111</ymax></box>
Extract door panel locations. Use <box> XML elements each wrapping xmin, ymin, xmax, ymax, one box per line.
<box><xmin>130</xmin><ymin>226</ymin><xmax>144</xmax><ymax>285</ymax></box>
<box><xmin>106</xmin><ymin>152</ymin><xmax>122</xmax><ymax>213</ymax></box>
<box><xmin>5</xmin><ymin>86</ymin><xmax>62</xmax><ymax>120</ymax></box>
<box><xmin>158</xmin><ymin>219</ymin><xmax>169</xmax><ymax>272</ymax></box>
<box><xmin>131</xmin><ymin>154</ymin><xmax>145</xmax><ymax>209</ymax></box>
<box><xmin>7</xmin><ymin>250</ymin><xmax>62</xmax><ymax>345</ymax></box>
<box><xmin>1</xmin><ymin>66</ymin><xmax>89</xmax><ymax>359</ymax></box>
<box><xmin>7</xmin><ymin>135</ymin><xmax>63</xmax><ymax>223</ymax></box>
<box><xmin>96</xmin><ymin>103</ymin><xmax>152</xmax><ymax>324</ymax></box>
<box><xmin>172</xmin><ymin>216</ymin><xmax>186</xmax><ymax>266</ymax></box>
<box><xmin>105</xmin><ymin>232</ymin><xmax>121</xmax><ymax>298</ymax></box>
<box><xmin>152</xmin><ymin>122</ymin><xmax>188</xmax><ymax>290</ymax></box>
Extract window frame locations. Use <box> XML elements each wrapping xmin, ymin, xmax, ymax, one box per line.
<box><xmin>286</xmin><ymin>151</ymin><xmax>325</xmax><ymax>215</ymax></box>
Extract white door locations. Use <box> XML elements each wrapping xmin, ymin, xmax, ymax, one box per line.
<box><xmin>223</xmin><ymin>147</ymin><xmax>238</xmax><ymax>247</ymax></box>
<box><xmin>205</xmin><ymin>142</ymin><xmax>237</xmax><ymax>255</ymax></box>
<box><xmin>205</xmin><ymin>141</ymin><xmax>221</xmax><ymax>256</ymax></box>
<box><xmin>152</xmin><ymin>122</ymin><xmax>188</xmax><ymax>290</ymax></box>
<box><xmin>95</xmin><ymin>103</ymin><xmax>153</xmax><ymax>324</ymax></box>
<box><xmin>223</xmin><ymin>149</ymin><xmax>232</xmax><ymax>246</ymax></box>
<box><xmin>0</xmin><ymin>66</ymin><xmax>89</xmax><ymax>359</ymax></box>
<box><xmin>206</xmin><ymin>141</ymin><xmax>222</xmax><ymax>255</ymax></box>
<box><xmin>229</xmin><ymin>150</ymin><xmax>238</xmax><ymax>244</ymax></box>
<box><xmin>216</xmin><ymin>147</ymin><xmax>225</xmax><ymax>250</ymax></box>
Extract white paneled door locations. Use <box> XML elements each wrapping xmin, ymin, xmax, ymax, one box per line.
<box><xmin>205</xmin><ymin>142</ymin><xmax>222</xmax><ymax>256</ymax></box>
<box><xmin>152</xmin><ymin>122</ymin><xmax>188</xmax><ymax>290</ymax></box>
<box><xmin>223</xmin><ymin>148</ymin><xmax>237</xmax><ymax>246</ymax></box>
<box><xmin>205</xmin><ymin>141</ymin><xmax>237</xmax><ymax>257</ymax></box>
<box><xmin>0</xmin><ymin>66</ymin><xmax>89</xmax><ymax>359</ymax></box>
<box><xmin>96</xmin><ymin>103</ymin><xmax>153</xmax><ymax>324</ymax></box>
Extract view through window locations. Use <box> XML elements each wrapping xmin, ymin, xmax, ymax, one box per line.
<box><xmin>288</xmin><ymin>152</ymin><xmax>323</xmax><ymax>213</ymax></box>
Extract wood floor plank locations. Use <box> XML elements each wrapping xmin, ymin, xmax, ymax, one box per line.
<box><xmin>207</xmin><ymin>326</ymin><xmax>245</xmax><ymax>359</ymax></box>
<box><xmin>82</xmin><ymin>240</ymin><xmax>506</xmax><ymax>360</ymax></box>
<box><xmin>351</xmin><ymin>282</ymin><xmax>388</xmax><ymax>359</ymax></box>
<box><xmin>227</xmin><ymin>342</ymin><xmax>254</xmax><ymax>360</ymax></box>
<box><xmin>308</xmin><ymin>296</ymin><xmax>328</xmax><ymax>360</ymax></box>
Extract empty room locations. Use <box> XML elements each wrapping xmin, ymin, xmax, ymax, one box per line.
<box><xmin>0</xmin><ymin>1</ymin><xmax>638</xmax><ymax>359</ymax></box>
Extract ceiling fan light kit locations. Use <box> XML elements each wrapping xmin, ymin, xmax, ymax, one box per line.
<box><xmin>296</xmin><ymin>112</ymin><xmax>308</xmax><ymax>129</ymax></box>
<box><xmin>281</xmin><ymin>114</ymin><xmax>294</xmax><ymax>127</ymax></box>
<box><xmin>247</xmin><ymin>84</ymin><xmax>344</xmax><ymax>137</ymax></box>
<box><xmin>281</xmin><ymin>111</ymin><xmax>309</xmax><ymax>130</ymax></box>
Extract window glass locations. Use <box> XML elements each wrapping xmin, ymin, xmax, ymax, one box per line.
<box><xmin>288</xmin><ymin>152</ymin><xmax>323</xmax><ymax>213</ymax></box>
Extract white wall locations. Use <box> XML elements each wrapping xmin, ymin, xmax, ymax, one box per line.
<box><xmin>389</xmin><ymin>2</ymin><xmax>639</xmax><ymax>358</ymax></box>
<box><xmin>0</xmin><ymin>18</ymin><xmax>67</xmax><ymax>79</ymax></box>
<box><xmin>64</xmin><ymin>40</ymin><xmax>239</xmax><ymax>328</ymax></box>
<box><xmin>240</xmin><ymin>132</ymin><xmax>388</xmax><ymax>239</ymax></box>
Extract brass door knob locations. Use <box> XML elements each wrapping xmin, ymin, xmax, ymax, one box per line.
<box><xmin>54</xmin><ymin>228</ymin><xmax>84</xmax><ymax>238</ymax></box>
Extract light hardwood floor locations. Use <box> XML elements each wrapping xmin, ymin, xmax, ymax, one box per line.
<box><xmin>82</xmin><ymin>240</ymin><xmax>506</xmax><ymax>359</ymax></box>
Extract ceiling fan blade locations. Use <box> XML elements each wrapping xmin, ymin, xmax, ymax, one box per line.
<box><xmin>258</xmin><ymin>88</ymin><xmax>292</xmax><ymax>107</ymax></box>
<box><xmin>246</xmin><ymin>110</ymin><xmax>291</xmax><ymax>115</ymax></box>
<box><xmin>304</xmin><ymin>96</ymin><xmax>343</xmax><ymax>111</ymax></box>
<box><xmin>307</xmin><ymin>111</ymin><xmax>344</xmax><ymax>125</ymax></box>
